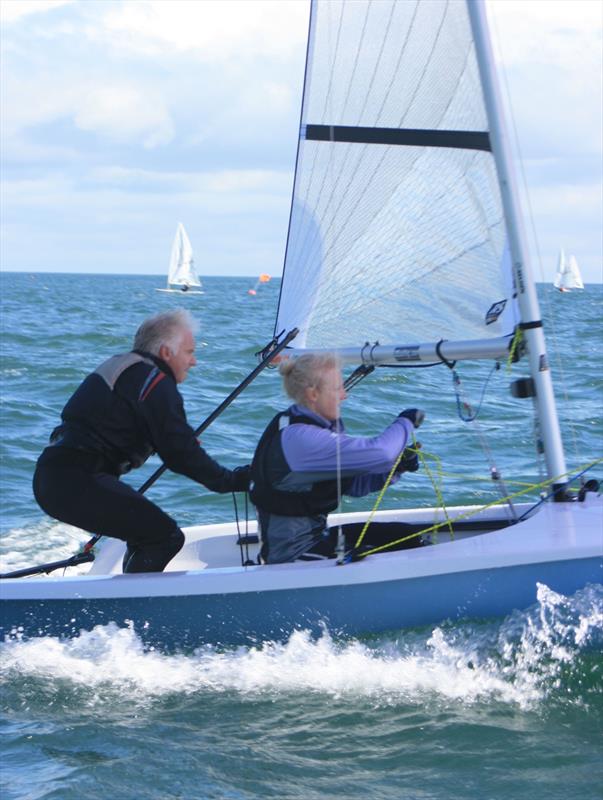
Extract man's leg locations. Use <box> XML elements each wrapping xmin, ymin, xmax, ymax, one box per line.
<box><xmin>34</xmin><ymin>450</ymin><xmax>185</xmax><ymax>572</ymax></box>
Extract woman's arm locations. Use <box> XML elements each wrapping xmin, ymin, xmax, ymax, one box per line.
<box><xmin>282</xmin><ymin>416</ymin><xmax>413</xmax><ymax>477</ymax></box>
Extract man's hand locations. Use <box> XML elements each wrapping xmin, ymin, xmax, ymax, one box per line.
<box><xmin>232</xmin><ymin>465</ymin><xmax>251</xmax><ymax>492</ymax></box>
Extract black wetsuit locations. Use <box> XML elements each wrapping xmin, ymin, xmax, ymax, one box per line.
<box><xmin>33</xmin><ymin>350</ymin><xmax>249</xmax><ymax>572</ymax></box>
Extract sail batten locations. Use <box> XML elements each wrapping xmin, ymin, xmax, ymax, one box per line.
<box><xmin>304</xmin><ymin>124</ymin><xmax>491</xmax><ymax>151</ymax></box>
<box><xmin>276</xmin><ymin>0</ymin><xmax>518</xmax><ymax>352</ymax></box>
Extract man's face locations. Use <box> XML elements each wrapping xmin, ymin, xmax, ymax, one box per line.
<box><xmin>161</xmin><ymin>329</ymin><xmax>197</xmax><ymax>383</ymax></box>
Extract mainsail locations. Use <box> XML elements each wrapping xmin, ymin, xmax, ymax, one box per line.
<box><xmin>168</xmin><ymin>223</ymin><xmax>201</xmax><ymax>289</ymax></box>
<box><xmin>276</xmin><ymin>0</ymin><xmax>518</xmax><ymax>353</ymax></box>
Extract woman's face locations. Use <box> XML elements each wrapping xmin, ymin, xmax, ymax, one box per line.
<box><xmin>305</xmin><ymin>367</ymin><xmax>346</xmax><ymax>421</ymax></box>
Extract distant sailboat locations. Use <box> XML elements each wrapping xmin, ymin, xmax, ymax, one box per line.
<box><xmin>554</xmin><ymin>249</ymin><xmax>584</xmax><ymax>292</ymax></box>
<box><xmin>156</xmin><ymin>223</ymin><xmax>203</xmax><ymax>294</ymax></box>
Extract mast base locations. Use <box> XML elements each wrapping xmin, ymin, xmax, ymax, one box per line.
<box><xmin>552</xmin><ymin>483</ymin><xmax>576</xmax><ymax>503</ymax></box>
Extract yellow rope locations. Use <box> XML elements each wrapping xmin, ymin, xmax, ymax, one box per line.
<box><xmin>414</xmin><ymin>439</ymin><xmax>454</xmax><ymax>541</ymax></box>
<box><xmin>353</xmin><ymin>442</ymin><xmax>522</xmax><ymax>552</ymax></box>
<box><xmin>355</xmin><ymin>456</ymin><xmax>602</xmax><ymax>559</ymax></box>
<box><xmin>354</xmin><ymin>441</ymin><xmax>451</xmax><ymax>551</ymax></box>
<box><xmin>506</xmin><ymin>327</ymin><xmax>523</xmax><ymax>373</ymax></box>
<box><xmin>413</xmin><ymin>468</ymin><xmax>551</xmax><ymax>488</ymax></box>
<box><xmin>353</xmin><ymin>447</ymin><xmax>406</xmax><ymax>550</ymax></box>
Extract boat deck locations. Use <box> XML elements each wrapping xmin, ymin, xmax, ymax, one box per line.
<box><xmin>89</xmin><ymin>502</ymin><xmax>533</xmax><ymax>576</ymax></box>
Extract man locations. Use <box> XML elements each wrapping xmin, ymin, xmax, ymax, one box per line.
<box><xmin>33</xmin><ymin>308</ymin><xmax>249</xmax><ymax>573</ymax></box>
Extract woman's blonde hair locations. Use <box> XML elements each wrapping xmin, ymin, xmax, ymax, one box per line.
<box><xmin>279</xmin><ymin>353</ymin><xmax>341</xmax><ymax>404</ymax></box>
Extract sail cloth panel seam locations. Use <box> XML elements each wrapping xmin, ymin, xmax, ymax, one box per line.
<box><xmin>304</xmin><ymin>124</ymin><xmax>491</xmax><ymax>151</ymax></box>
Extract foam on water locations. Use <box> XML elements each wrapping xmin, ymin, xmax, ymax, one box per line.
<box><xmin>2</xmin><ymin>583</ymin><xmax>601</xmax><ymax>714</ymax></box>
<box><xmin>0</xmin><ymin>520</ymin><xmax>90</xmax><ymax>574</ymax></box>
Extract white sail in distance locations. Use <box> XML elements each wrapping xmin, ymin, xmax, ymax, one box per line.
<box><xmin>168</xmin><ymin>223</ymin><xmax>201</xmax><ymax>288</ymax></box>
<box><xmin>554</xmin><ymin>250</ymin><xmax>584</xmax><ymax>291</ymax></box>
<box><xmin>553</xmin><ymin>248</ymin><xmax>566</xmax><ymax>290</ymax></box>
<box><xmin>276</xmin><ymin>0</ymin><xmax>519</xmax><ymax>351</ymax></box>
<box><xmin>566</xmin><ymin>255</ymin><xmax>584</xmax><ymax>289</ymax></box>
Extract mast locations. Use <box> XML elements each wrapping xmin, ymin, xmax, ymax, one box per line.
<box><xmin>468</xmin><ymin>0</ymin><xmax>568</xmax><ymax>493</ymax></box>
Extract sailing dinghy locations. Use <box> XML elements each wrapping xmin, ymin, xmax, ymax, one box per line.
<box><xmin>554</xmin><ymin>249</ymin><xmax>585</xmax><ymax>292</ymax></box>
<box><xmin>156</xmin><ymin>222</ymin><xmax>203</xmax><ymax>294</ymax></box>
<box><xmin>1</xmin><ymin>0</ymin><xmax>601</xmax><ymax>650</ymax></box>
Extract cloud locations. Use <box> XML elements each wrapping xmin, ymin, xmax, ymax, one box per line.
<box><xmin>86</xmin><ymin>164</ymin><xmax>292</xmax><ymax>198</ymax></box>
<box><xmin>1</xmin><ymin>0</ymin><xmax>305</xmax><ymax>161</ymax></box>
<box><xmin>97</xmin><ymin>0</ymin><xmax>309</xmax><ymax>60</ymax></box>
<box><xmin>0</xmin><ymin>0</ymin><xmax>73</xmax><ymax>23</ymax></box>
<box><xmin>1</xmin><ymin>0</ymin><xmax>601</xmax><ymax>280</ymax></box>
<box><xmin>487</xmin><ymin>1</ymin><xmax>602</xmax><ymax>166</ymax></box>
<box><xmin>488</xmin><ymin>0</ymin><xmax>601</xmax><ymax>64</ymax></box>
<box><xmin>2</xmin><ymin>73</ymin><xmax>175</xmax><ymax>152</ymax></box>
<box><xmin>0</xmin><ymin>162</ymin><xmax>294</xmax><ymax>275</ymax></box>
<box><xmin>73</xmin><ymin>84</ymin><xmax>174</xmax><ymax>148</ymax></box>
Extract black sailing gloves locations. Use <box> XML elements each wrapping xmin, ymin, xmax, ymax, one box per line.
<box><xmin>232</xmin><ymin>465</ymin><xmax>251</xmax><ymax>492</ymax></box>
<box><xmin>396</xmin><ymin>408</ymin><xmax>425</xmax><ymax>474</ymax></box>
<box><xmin>396</xmin><ymin>445</ymin><xmax>421</xmax><ymax>474</ymax></box>
<box><xmin>398</xmin><ymin>408</ymin><xmax>425</xmax><ymax>428</ymax></box>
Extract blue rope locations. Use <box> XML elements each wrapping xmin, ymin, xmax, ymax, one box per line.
<box><xmin>516</xmin><ymin>462</ymin><xmax>601</xmax><ymax>521</ymax></box>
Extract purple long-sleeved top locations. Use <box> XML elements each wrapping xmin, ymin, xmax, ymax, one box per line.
<box><xmin>280</xmin><ymin>404</ymin><xmax>414</xmax><ymax>495</ymax></box>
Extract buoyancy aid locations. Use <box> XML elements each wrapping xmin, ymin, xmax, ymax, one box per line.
<box><xmin>48</xmin><ymin>352</ymin><xmax>158</xmax><ymax>474</ymax></box>
<box><xmin>249</xmin><ymin>408</ymin><xmax>354</xmax><ymax>516</ymax></box>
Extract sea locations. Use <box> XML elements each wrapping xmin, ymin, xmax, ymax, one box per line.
<box><xmin>0</xmin><ymin>272</ymin><xmax>601</xmax><ymax>800</ymax></box>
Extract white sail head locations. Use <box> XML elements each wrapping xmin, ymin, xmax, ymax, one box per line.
<box><xmin>168</xmin><ymin>223</ymin><xmax>201</xmax><ymax>288</ymax></box>
<box><xmin>276</xmin><ymin>0</ymin><xmax>519</xmax><ymax>354</ymax></box>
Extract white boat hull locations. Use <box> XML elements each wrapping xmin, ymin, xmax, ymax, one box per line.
<box><xmin>1</xmin><ymin>496</ymin><xmax>601</xmax><ymax>649</ymax></box>
<box><xmin>155</xmin><ymin>288</ymin><xmax>204</xmax><ymax>295</ymax></box>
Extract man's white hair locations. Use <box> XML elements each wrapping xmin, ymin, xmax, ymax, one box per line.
<box><xmin>133</xmin><ymin>308</ymin><xmax>199</xmax><ymax>356</ymax></box>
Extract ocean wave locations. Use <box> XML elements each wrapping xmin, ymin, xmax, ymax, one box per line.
<box><xmin>2</xmin><ymin>583</ymin><xmax>601</xmax><ymax>714</ymax></box>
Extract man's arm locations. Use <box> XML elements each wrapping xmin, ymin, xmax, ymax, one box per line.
<box><xmin>140</xmin><ymin>376</ymin><xmax>249</xmax><ymax>493</ymax></box>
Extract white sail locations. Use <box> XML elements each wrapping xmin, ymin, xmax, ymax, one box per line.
<box><xmin>554</xmin><ymin>249</ymin><xmax>584</xmax><ymax>291</ymax></box>
<box><xmin>276</xmin><ymin>0</ymin><xmax>567</xmax><ymax>486</ymax></box>
<box><xmin>565</xmin><ymin>254</ymin><xmax>584</xmax><ymax>289</ymax></box>
<box><xmin>553</xmin><ymin>248</ymin><xmax>566</xmax><ymax>289</ymax></box>
<box><xmin>276</xmin><ymin>0</ymin><xmax>519</xmax><ymax>351</ymax></box>
<box><xmin>164</xmin><ymin>223</ymin><xmax>202</xmax><ymax>291</ymax></box>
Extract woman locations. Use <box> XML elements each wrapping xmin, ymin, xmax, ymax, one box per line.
<box><xmin>250</xmin><ymin>353</ymin><xmax>424</xmax><ymax>564</ymax></box>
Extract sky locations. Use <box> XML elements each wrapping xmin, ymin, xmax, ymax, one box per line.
<box><xmin>1</xmin><ymin>0</ymin><xmax>601</xmax><ymax>282</ymax></box>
